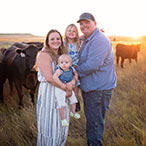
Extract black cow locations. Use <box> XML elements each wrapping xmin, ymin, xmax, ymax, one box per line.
<box><xmin>0</xmin><ymin>43</ymin><xmax>41</xmax><ymax>107</ymax></box>
<box><xmin>25</xmin><ymin>42</ymin><xmax>43</xmax><ymax>50</ymax></box>
<box><xmin>116</xmin><ymin>44</ymin><xmax>141</xmax><ymax>68</ymax></box>
<box><xmin>0</xmin><ymin>50</ymin><xmax>6</xmax><ymax>103</ymax></box>
<box><xmin>0</xmin><ymin>48</ymin><xmax>7</xmax><ymax>54</ymax></box>
<box><xmin>13</xmin><ymin>42</ymin><xmax>43</xmax><ymax>50</ymax></box>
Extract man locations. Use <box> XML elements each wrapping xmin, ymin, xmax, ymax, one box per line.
<box><xmin>76</xmin><ymin>12</ymin><xmax>117</xmax><ymax>146</ymax></box>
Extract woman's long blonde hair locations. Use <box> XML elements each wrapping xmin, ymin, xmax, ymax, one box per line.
<box><xmin>64</xmin><ymin>24</ymin><xmax>80</xmax><ymax>51</ymax></box>
<box><xmin>43</xmin><ymin>29</ymin><xmax>68</xmax><ymax>62</ymax></box>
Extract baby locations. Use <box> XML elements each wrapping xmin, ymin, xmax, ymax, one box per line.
<box><xmin>53</xmin><ymin>54</ymin><xmax>80</xmax><ymax>127</ymax></box>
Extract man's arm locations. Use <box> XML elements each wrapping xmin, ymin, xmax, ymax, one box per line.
<box><xmin>77</xmin><ymin>40</ymin><xmax>110</xmax><ymax>78</ymax></box>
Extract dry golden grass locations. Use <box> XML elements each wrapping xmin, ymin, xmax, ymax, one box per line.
<box><xmin>0</xmin><ymin>34</ymin><xmax>146</xmax><ymax>146</ymax></box>
<box><xmin>0</xmin><ymin>34</ymin><xmax>44</xmax><ymax>42</ymax></box>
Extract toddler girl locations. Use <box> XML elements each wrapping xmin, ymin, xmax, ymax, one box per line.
<box><xmin>64</xmin><ymin>24</ymin><xmax>81</xmax><ymax>112</ymax></box>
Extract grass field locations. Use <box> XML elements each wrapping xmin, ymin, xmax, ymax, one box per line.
<box><xmin>0</xmin><ymin>34</ymin><xmax>146</xmax><ymax>146</ymax></box>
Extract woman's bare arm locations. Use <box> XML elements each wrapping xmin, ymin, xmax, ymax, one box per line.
<box><xmin>37</xmin><ymin>52</ymin><xmax>59</xmax><ymax>87</ymax></box>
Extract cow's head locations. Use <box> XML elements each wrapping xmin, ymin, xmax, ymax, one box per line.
<box><xmin>26</xmin><ymin>42</ymin><xmax>43</xmax><ymax>51</ymax></box>
<box><xmin>16</xmin><ymin>45</ymin><xmax>38</xmax><ymax>71</ymax></box>
<box><xmin>137</xmin><ymin>44</ymin><xmax>141</xmax><ymax>52</ymax></box>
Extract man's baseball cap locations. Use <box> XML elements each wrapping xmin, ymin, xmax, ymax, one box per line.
<box><xmin>77</xmin><ymin>12</ymin><xmax>95</xmax><ymax>23</ymax></box>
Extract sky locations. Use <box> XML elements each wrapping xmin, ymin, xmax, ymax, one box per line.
<box><xmin>0</xmin><ymin>0</ymin><xmax>146</xmax><ymax>37</ymax></box>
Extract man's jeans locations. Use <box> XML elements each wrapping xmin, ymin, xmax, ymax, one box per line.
<box><xmin>82</xmin><ymin>89</ymin><xmax>112</xmax><ymax>146</ymax></box>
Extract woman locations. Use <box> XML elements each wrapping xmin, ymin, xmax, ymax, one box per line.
<box><xmin>36</xmin><ymin>29</ymin><xmax>70</xmax><ymax>146</ymax></box>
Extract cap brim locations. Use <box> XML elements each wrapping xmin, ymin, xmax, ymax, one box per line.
<box><xmin>77</xmin><ymin>18</ymin><xmax>91</xmax><ymax>23</ymax></box>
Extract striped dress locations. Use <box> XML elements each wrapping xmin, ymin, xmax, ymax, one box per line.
<box><xmin>36</xmin><ymin>61</ymin><xmax>70</xmax><ymax>146</ymax></box>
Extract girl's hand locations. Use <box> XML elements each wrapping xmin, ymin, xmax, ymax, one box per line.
<box><xmin>66</xmin><ymin>82</ymin><xmax>73</xmax><ymax>90</ymax></box>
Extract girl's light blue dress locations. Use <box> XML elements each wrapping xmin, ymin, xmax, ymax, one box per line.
<box><xmin>36</xmin><ymin>61</ymin><xmax>70</xmax><ymax>146</ymax></box>
<box><xmin>68</xmin><ymin>43</ymin><xmax>79</xmax><ymax>66</ymax></box>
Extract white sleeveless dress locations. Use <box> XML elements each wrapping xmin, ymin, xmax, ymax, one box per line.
<box><xmin>36</xmin><ymin>61</ymin><xmax>70</xmax><ymax>146</ymax></box>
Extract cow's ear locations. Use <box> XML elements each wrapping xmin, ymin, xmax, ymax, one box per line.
<box><xmin>16</xmin><ymin>49</ymin><xmax>26</xmax><ymax>57</ymax></box>
<box><xmin>16</xmin><ymin>49</ymin><xmax>22</xmax><ymax>54</ymax></box>
<box><xmin>20</xmin><ymin>50</ymin><xmax>26</xmax><ymax>57</ymax></box>
<box><xmin>20</xmin><ymin>52</ymin><xmax>26</xmax><ymax>57</ymax></box>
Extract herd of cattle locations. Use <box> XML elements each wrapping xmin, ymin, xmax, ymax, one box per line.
<box><xmin>0</xmin><ymin>42</ymin><xmax>141</xmax><ymax>107</ymax></box>
<box><xmin>0</xmin><ymin>42</ymin><xmax>43</xmax><ymax>107</ymax></box>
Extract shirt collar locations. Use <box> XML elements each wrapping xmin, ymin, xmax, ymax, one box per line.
<box><xmin>82</xmin><ymin>28</ymin><xmax>99</xmax><ymax>42</ymax></box>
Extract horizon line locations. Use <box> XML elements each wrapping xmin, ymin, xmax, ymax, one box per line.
<box><xmin>0</xmin><ymin>33</ymin><xmax>146</xmax><ymax>38</ymax></box>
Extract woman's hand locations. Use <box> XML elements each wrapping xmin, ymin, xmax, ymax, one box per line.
<box><xmin>60</xmin><ymin>83</ymin><xmax>67</xmax><ymax>91</ymax></box>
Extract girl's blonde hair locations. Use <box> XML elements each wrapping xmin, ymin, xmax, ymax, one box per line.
<box><xmin>64</xmin><ymin>24</ymin><xmax>80</xmax><ymax>51</ymax></box>
<box><xmin>44</xmin><ymin>29</ymin><xmax>68</xmax><ymax>62</ymax></box>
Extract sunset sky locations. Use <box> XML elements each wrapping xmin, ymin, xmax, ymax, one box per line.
<box><xmin>0</xmin><ymin>0</ymin><xmax>145</xmax><ymax>37</ymax></box>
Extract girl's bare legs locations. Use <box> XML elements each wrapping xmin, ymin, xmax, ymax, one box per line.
<box><xmin>73</xmin><ymin>86</ymin><xmax>81</xmax><ymax>112</ymax></box>
<box><xmin>74</xmin><ymin>86</ymin><xmax>79</xmax><ymax>99</ymax></box>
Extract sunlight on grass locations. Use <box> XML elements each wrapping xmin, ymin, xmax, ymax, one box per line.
<box><xmin>0</xmin><ymin>35</ymin><xmax>146</xmax><ymax>146</ymax></box>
